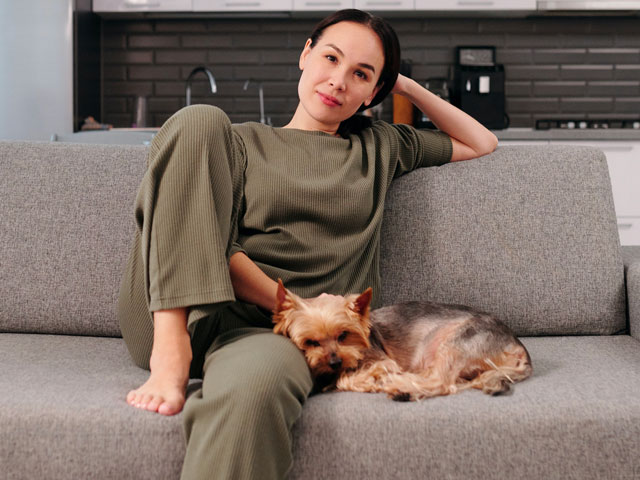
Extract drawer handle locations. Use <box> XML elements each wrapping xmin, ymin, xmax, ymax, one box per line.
<box><xmin>305</xmin><ymin>1</ymin><xmax>341</xmax><ymax>4</ymax></box>
<box><xmin>364</xmin><ymin>1</ymin><xmax>403</xmax><ymax>4</ymax></box>
<box><xmin>618</xmin><ymin>223</ymin><xmax>633</xmax><ymax>230</ymax></box>
<box><xmin>456</xmin><ymin>0</ymin><xmax>495</xmax><ymax>5</ymax></box>
<box><xmin>226</xmin><ymin>1</ymin><xmax>261</xmax><ymax>4</ymax></box>
<box><xmin>124</xmin><ymin>1</ymin><xmax>162</xmax><ymax>7</ymax></box>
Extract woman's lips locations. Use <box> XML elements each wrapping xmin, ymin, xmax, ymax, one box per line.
<box><xmin>317</xmin><ymin>92</ymin><xmax>341</xmax><ymax>107</ymax></box>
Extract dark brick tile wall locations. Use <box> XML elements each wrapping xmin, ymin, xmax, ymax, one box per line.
<box><xmin>101</xmin><ymin>15</ymin><xmax>640</xmax><ymax>128</ymax></box>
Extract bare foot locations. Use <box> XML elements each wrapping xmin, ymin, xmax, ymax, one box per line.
<box><xmin>126</xmin><ymin>308</ymin><xmax>192</xmax><ymax>416</ymax></box>
<box><xmin>126</xmin><ymin>357</ymin><xmax>189</xmax><ymax>415</ymax></box>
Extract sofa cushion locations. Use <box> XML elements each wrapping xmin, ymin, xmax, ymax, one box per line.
<box><xmin>0</xmin><ymin>141</ymin><xmax>148</xmax><ymax>336</ymax></box>
<box><xmin>0</xmin><ymin>334</ymin><xmax>185</xmax><ymax>479</ymax></box>
<box><xmin>290</xmin><ymin>335</ymin><xmax>640</xmax><ymax>480</ymax></box>
<box><xmin>2</xmin><ymin>333</ymin><xmax>639</xmax><ymax>480</ymax></box>
<box><xmin>380</xmin><ymin>145</ymin><xmax>626</xmax><ymax>336</ymax></box>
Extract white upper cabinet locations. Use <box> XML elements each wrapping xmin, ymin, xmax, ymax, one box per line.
<box><xmin>355</xmin><ymin>0</ymin><xmax>414</xmax><ymax>10</ymax></box>
<box><xmin>538</xmin><ymin>0</ymin><xmax>640</xmax><ymax>10</ymax></box>
<box><xmin>415</xmin><ymin>0</ymin><xmax>535</xmax><ymax>9</ymax></box>
<box><xmin>94</xmin><ymin>0</ymin><xmax>539</xmax><ymax>10</ymax></box>
<box><xmin>93</xmin><ymin>0</ymin><xmax>192</xmax><ymax>11</ymax></box>
<box><xmin>194</xmin><ymin>0</ymin><xmax>292</xmax><ymax>10</ymax></box>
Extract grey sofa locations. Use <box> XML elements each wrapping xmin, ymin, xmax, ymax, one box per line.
<box><xmin>1</xmin><ymin>140</ymin><xmax>638</xmax><ymax>480</ymax></box>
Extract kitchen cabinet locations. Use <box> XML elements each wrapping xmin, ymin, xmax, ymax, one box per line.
<box><xmin>415</xmin><ymin>0</ymin><xmax>535</xmax><ymax>9</ymax></box>
<box><xmin>194</xmin><ymin>0</ymin><xmax>291</xmax><ymax>10</ymax></box>
<box><xmin>292</xmin><ymin>0</ymin><xmax>413</xmax><ymax>10</ymax></box>
<box><xmin>554</xmin><ymin>140</ymin><xmax>640</xmax><ymax>247</ymax></box>
<box><xmin>93</xmin><ymin>0</ymin><xmax>192</xmax><ymax>11</ymax></box>
<box><xmin>292</xmin><ymin>0</ymin><xmax>353</xmax><ymax>11</ymax></box>
<box><xmin>537</xmin><ymin>0</ymin><xmax>640</xmax><ymax>11</ymax></box>
<box><xmin>92</xmin><ymin>0</ymin><xmax>638</xmax><ymax>12</ymax></box>
<box><xmin>499</xmin><ymin>138</ymin><xmax>640</xmax><ymax>246</ymax></box>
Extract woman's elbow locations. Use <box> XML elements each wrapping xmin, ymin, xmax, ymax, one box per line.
<box><xmin>479</xmin><ymin>132</ymin><xmax>498</xmax><ymax>157</ymax></box>
<box><xmin>450</xmin><ymin>132</ymin><xmax>498</xmax><ymax>162</ymax></box>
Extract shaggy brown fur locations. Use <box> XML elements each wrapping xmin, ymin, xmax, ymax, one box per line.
<box><xmin>272</xmin><ymin>280</ymin><xmax>532</xmax><ymax>401</ymax></box>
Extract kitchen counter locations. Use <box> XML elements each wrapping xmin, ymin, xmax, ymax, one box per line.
<box><xmin>51</xmin><ymin>128</ymin><xmax>159</xmax><ymax>145</ymax></box>
<box><xmin>55</xmin><ymin>127</ymin><xmax>640</xmax><ymax>145</ymax></box>
<box><xmin>493</xmin><ymin>128</ymin><xmax>640</xmax><ymax>141</ymax></box>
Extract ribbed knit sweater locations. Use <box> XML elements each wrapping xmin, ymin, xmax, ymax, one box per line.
<box><xmin>230</xmin><ymin>121</ymin><xmax>452</xmax><ymax>308</ymax></box>
<box><xmin>118</xmin><ymin>106</ymin><xmax>452</xmax><ymax>369</ymax></box>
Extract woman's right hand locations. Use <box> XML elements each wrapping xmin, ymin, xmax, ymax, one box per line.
<box><xmin>229</xmin><ymin>252</ymin><xmax>279</xmax><ymax>312</ymax></box>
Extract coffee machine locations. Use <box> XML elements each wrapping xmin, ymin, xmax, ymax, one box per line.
<box><xmin>451</xmin><ymin>46</ymin><xmax>508</xmax><ymax>130</ymax></box>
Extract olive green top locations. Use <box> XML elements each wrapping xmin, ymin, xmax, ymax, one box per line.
<box><xmin>231</xmin><ymin>121</ymin><xmax>452</xmax><ymax>308</ymax></box>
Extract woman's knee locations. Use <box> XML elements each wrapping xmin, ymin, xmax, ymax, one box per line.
<box><xmin>176</xmin><ymin>104</ymin><xmax>231</xmax><ymax>129</ymax></box>
<box><xmin>205</xmin><ymin>332</ymin><xmax>313</xmax><ymax>410</ymax></box>
<box><xmin>238</xmin><ymin>335</ymin><xmax>311</xmax><ymax>403</ymax></box>
<box><xmin>154</xmin><ymin>104</ymin><xmax>233</xmax><ymax>149</ymax></box>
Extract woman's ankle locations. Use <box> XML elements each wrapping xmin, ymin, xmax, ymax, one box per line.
<box><xmin>150</xmin><ymin>307</ymin><xmax>193</xmax><ymax>371</ymax></box>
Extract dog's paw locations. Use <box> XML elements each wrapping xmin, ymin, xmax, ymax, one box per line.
<box><xmin>391</xmin><ymin>392</ymin><xmax>413</xmax><ymax>402</ymax></box>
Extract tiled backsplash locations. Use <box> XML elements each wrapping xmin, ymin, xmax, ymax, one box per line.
<box><xmin>101</xmin><ymin>15</ymin><xmax>640</xmax><ymax>128</ymax></box>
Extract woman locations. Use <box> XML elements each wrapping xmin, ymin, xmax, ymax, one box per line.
<box><xmin>119</xmin><ymin>8</ymin><xmax>497</xmax><ymax>480</ymax></box>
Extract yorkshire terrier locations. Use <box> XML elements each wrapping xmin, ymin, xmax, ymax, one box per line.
<box><xmin>272</xmin><ymin>280</ymin><xmax>532</xmax><ymax>401</ymax></box>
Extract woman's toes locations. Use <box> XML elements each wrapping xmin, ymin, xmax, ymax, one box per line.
<box><xmin>158</xmin><ymin>398</ymin><xmax>182</xmax><ymax>416</ymax></box>
<box><xmin>138</xmin><ymin>393</ymin><xmax>153</xmax><ymax>408</ymax></box>
<box><xmin>126</xmin><ymin>390</ymin><xmax>138</xmax><ymax>405</ymax></box>
<box><xmin>146</xmin><ymin>395</ymin><xmax>162</xmax><ymax>412</ymax></box>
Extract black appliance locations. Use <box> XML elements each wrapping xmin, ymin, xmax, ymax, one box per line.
<box><xmin>415</xmin><ymin>78</ymin><xmax>450</xmax><ymax>129</ymax></box>
<box><xmin>451</xmin><ymin>46</ymin><xmax>508</xmax><ymax>130</ymax></box>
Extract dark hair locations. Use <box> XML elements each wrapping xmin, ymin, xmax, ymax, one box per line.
<box><xmin>307</xmin><ymin>9</ymin><xmax>401</xmax><ymax>137</ymax></box>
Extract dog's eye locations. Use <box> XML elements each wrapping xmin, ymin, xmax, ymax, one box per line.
<box><xmin>305</xmin><ymin>339</ymin><xmax>321</xmax><ymax>348</ymax></box>
<box><xmin>338</xmin><ymin>331</ymin><xmax>349</xmax><ymax>342</ymax></box>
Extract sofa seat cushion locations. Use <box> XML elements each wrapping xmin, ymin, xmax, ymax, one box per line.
<box><xmin>2</xmin><ymin>334</ymin><xmax>639</xmax><ymax>480</ymax></box>
<box><xmin>291</xmin><ymin>335</ymin><xmax>640</xmax><ymax>480</ymax></box>
<box><xmin>0</xmin><ymin>334</ymin><xmax>185</xmax><ymax>480</ymax></box>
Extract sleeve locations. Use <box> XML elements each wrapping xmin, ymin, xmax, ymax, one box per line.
<box><xmin>377</xmin><ymin>122</ymin><xmax>452</xmax><ymax>178</ymax></box>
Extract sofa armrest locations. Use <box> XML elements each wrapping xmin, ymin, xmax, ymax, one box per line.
<box><xmin>622</xmin><ymin>246</ymin><xmax>640</xmax><ymax>340</ymax></box>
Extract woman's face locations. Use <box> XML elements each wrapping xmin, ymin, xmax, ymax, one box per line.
<box><xmin>295</xmin><ymin>21</ymin><xmax>385</xmax><ymax>132</ymax></box>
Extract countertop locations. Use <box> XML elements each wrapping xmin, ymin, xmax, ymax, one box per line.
<box><xmin>493</xmin><ymin>128</ymin><xmax>640</xmax><ymax>141</ymax></box>
<box><xmin>57</xmin><ymin>127</ymin><xmax>640</xmax><ymax>145</ymax></box>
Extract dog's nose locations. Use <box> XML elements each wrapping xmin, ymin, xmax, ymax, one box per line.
<box><xmin>329</xmin><ymin>355</ymin><xmax>342</xmax><ymax>371</ymax></box>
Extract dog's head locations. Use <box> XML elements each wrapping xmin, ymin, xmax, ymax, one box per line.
<box><xmin>272</xmin><ymin>279</ymin><xmax>372</xmax><ymax>378</ymax></box>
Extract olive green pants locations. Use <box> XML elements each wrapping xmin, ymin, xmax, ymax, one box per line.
<box><xmin>117</xmin><ymin>105</ymin><xmax>313</xmax><ymax>479</ymax></box>
<box><xmin>181</xmin><ymin>308</ymin><xmax>312</xmax><ymax>480</ymax></box>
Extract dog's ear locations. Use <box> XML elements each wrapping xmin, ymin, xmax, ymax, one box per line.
<box><xmin>274</xmin><ymin>278</ymin><xmax>288</xmax><ymax>314</ymax></box>
<box><xmin>273</xmin><ymin>278</ymin><xmax>300</xmax><ymax>314</ymax></box>
<box><xmin>350</xmin><ymin>287</ymin><xmax>372</xmax><ymax>317</ymax></box>
<box><xmin>272</xmin><ymin>279</ymin><xmax>301</xmax><ymax>337</ymax></box>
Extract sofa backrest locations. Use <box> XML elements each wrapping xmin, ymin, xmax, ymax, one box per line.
<box><xmin>380</xmin><ymin>145</ymin><xmax>626</xmax><ymax>336</ymax></box>
<box><xmin>0</xmin><ymin>141</ymin><xmax>147</xmax><ymax>337</ymax></box>
<box><xmin>0</xmin><ymin>142</ymin><xmax>627</xmax><ymax>337</ymax></box>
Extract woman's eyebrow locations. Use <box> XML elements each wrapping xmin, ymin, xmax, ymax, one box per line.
<box><xmin>326</xmin><ymin>43</ymin><xmax>376</xmax><ymax>75</ymax></box>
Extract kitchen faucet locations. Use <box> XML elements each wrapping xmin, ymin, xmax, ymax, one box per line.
<box><xmin>185</xmin><ymin>66</ymin><xmax>217</xmax><ymax>107</ymax></box>
<box><xmin>243</xmin><ymin>79</ymin><xmax>269</xmax><ymax>125</ymax></box>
